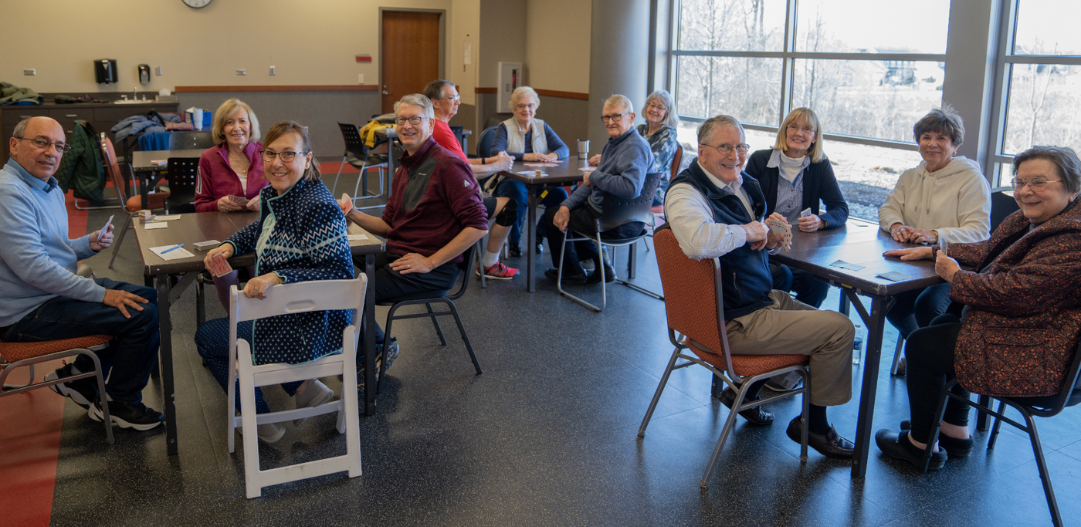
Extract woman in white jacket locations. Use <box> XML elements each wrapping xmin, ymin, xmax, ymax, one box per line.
<box><xmin>879</xmin><ymin>106</ymin><xmax>991</xmax><ymax>349</ymax></box>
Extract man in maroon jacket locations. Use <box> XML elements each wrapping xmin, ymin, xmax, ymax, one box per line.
<box><xmin>342</xmin><ymin>94</ymin><xmax>489</xmax><ymax>363</ymax></box>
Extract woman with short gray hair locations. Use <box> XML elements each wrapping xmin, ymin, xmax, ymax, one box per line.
<box><xmin>878</xmin><ymin>105</ymin><xmax>991</xmax><ymax>350</ymax></box>
<box><xmin>635</xmin><ymin>90</ymin><xmax>680</xmax><ymax>205</ymax></box>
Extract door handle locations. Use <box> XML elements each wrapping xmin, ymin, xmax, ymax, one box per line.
<box><xmin>382</xmin><ymin>90</ymin><xmax>391</xmax><ymax>95</ymax></box>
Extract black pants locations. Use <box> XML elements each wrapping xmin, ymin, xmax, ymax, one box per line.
<box><xmin>905</xmin><ymin>314</ymin><xmax>970</xmax><ymax>444</ymax></box>
<box><xmin>886</xmin><ymin>283</ymin><xmax>953</xmax><ymax>340</ymax></box>
<box><xmin>352</xmin><ymin>252</ymin><xmax>460</xmax><ymax>347</ymax></box>
<box><xmin>542</xmin><ymin>203</ymin><xmax>644</xmax><ymax>275</ymax></box>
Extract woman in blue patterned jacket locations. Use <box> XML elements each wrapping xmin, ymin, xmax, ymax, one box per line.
<box><xmin>195</xmin><ymin>121</ymin><xmax>354</xmax><ymax>443</ymax></box>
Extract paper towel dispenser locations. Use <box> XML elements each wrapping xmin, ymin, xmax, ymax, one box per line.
<box><xmin>95</xmin><ymin>59</ymin><xmax>117</xmax><ymax>84</ymax></box>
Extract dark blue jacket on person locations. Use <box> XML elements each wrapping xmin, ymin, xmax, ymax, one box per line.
<box><xmin>667</xmin><ymin>162</ymin><xmax>774</xmax><ymax>320</ymax></box>
<box><xmin>745</xmin><ymin>148</ymin><xmax>849</xmax><ymax>229</ymax></box>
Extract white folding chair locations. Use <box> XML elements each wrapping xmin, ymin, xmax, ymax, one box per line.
<box><xmin>226</xmin><ymin>276</ymin><xmax>366</xmax><ymax>498</ymax></box>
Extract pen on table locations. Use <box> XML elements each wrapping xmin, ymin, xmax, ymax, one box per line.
<box><xmin>162</xmin><ymin>244</ymin><xmax>184</xmax><ymax>254</ymax></box>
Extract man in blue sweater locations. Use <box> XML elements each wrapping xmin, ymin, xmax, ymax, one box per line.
<box><xmin>0</xmin><ymin>117</ymin><xmax>163</xmax><ymax>431</ymax></box>
<box><xmin>664</xmin><ymin>115</ymin><xmax>856</xmax><ymax>458</ymax></box>
<box><xmin>543</xmin><ymin>94</ymin><xmax>652</xmax><ymax>284</ymax></box>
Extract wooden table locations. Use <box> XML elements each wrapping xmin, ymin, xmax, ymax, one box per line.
<box><xmin>130</xmin><ymin>149</ymin><xmax>206</xmax><ymax>210</ymax></box>
<box><xmin>132</xmin><ymin>211</ymin><xmax>384</xmax><ymax>455</ymax></box>
<box><xmin>498</xmin><ymin>159</ymin><xmax>587</xmax><ymax>292</ymax></box>
<box><xmin>771</xmin><ymin>218</ymin><xmax>946</xmax><ymax>478</ymax></box>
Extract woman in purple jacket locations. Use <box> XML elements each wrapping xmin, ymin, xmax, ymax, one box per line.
<box><xmin>195</xmin><ymin>99</ymin><xmax>269</xmax><ymax>309</ymax></box>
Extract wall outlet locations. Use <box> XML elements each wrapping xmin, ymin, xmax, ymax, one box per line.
<box><xmin>236</xmin><ymin>69</ymin><xmax>246</xmax><ymax>76</ymax></box>
<box><xmin>24</xmin><ymin>69</ymin><xmax>36</xmax><ymax>76</ymax></box>
<box><xmin>358</xmin><ymin>74</ymin><xmax>364</xmax><ymax>84</ymax></box>
<box><xmin>155</xmin><ymin>66</ymin><xmax>162</xmax><ymax>76</ymax></box>
<box><xmin>269</xmin><ymin>66</ymin><xmax>275</xmax><ymax>76</ymax></box>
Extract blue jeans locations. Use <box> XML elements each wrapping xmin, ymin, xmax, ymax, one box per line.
<box><xmin>886</xmin><ymin>283</ymin><xmax>953</xmax><ymax>340</ymax></box>
<box><xmin>194</xmin><ymin>318</ymin><xmax>302</xmax><ymax>414</ymax></box>
<box><xmin>492</xmin><ymin>178</ymin><xmax>568</xmax><ymax>247</ymax></box>
<box><xmin>1</xmin><ymin>278</ymin><xmax>159</xmax><ymax>404</ymax></box>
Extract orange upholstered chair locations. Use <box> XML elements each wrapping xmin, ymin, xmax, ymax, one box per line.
<box><xmin>100</xmin><ymin>133</ymin><xmax>169</xmax><ymax>269</ymax></box>
<box><xmin>0</xmin><ymin>335</ymin><xmax>115</xmax><ymax>443</ymax></box>
<box><xmin>638</xmin><ymin>224</ymin><xmax>810</xmax><ymax>488</ymax></box>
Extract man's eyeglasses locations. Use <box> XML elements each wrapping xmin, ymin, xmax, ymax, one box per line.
<box><xmin>1011</xmin><ymin>177</ymin><xmax>1062</xmax><ymax>190</ymax></box>
<box><xmin>437</xmin><ymin>95</ymin><xmax>461</xmax><ymax>102</ymax></box>
<box><xmin>700</xmin><ymin>142</ymin><xmax>750</xmax><ymax>155</ymax></box>
<box><xmin>260</xmin><ymin>150</ymin><xmax>307</xmax><ymax>162</ymax></box>
<box><xmin>786</xmin><ymin>124</ymin><xmax>815</xmax><ymax>134</ymax></box>
<box><xmin>601</xmin><ymin>112</ymin><xmax>628</xmax><ymax>123</ymax></box>
<box><xmin>15</xmin><ymin>136</ymin><xmax>71</xmax><ymax>152</ymax></box>
<box><xmin>395</xmin><ymin>116</ymin><xmax>427</xmax><ymax>126</ymax></box>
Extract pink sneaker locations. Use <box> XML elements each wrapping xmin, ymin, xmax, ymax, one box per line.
<box><xmin>476</xmin><ymin>261</ymin><xmax>519</xmax><ymax>280</ymax></box>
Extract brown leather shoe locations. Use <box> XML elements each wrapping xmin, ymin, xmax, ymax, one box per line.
<box><xmin>718</xmin><ymin>387</ymin><xmax>775</xmax><ymax>426</ymax></box>
<box><xmin>786</xmin><ymin>416</ymin><xmax>855</xmax><ymax>459</ymax></box>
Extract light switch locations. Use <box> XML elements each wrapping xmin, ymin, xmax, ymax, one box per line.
<box><xmin>24</xmin><ymin>69</ymin><xmax>36</xmax><ymax>76</ymax></box>
<box><xmin>269</xmin><ymin>66</ymin><xmax>275</xmax><ymax>76</ymax></box>
<box><xmin>155</xmin><ymin>66</ymin><xmax>162</xmax><ymax>76</ymax></box>
<box><xmin>358</xmin><ymin>74</ymin><xmax>364</xmax><ymax>84</ymax></box>
<box><xmin>236</xmin><ymin>69</ymin><xmax>246</xmax><ymax>76</ymax></box>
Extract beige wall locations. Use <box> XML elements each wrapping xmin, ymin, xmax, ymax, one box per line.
<box><xmin>0</xmin><ymin>0</ymin><xmax>457</xmax><ymax>93</ymax></box>
<box><xmin>478</xmin><ymin>0</ymin><xmax>527</xmax><ymax>89</ymax></box>
<box><xmin>525</xmin><ymin>0</ymin><xmax>591</xmax><ymax>93</ymax></box>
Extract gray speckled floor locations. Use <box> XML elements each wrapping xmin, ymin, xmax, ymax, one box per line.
<box><xmin>47</xmin><ymin>189</ymin><xmax>1081</xmax><ymax>526</ymax></box>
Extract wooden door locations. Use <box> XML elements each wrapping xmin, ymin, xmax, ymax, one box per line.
<box><xmin>381</xmin><ymin>11</ymin><xmax>441</xmax><ymax>114</ymax></box>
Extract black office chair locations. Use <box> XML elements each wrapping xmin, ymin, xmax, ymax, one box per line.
<box><xmin>375</xmin><ymin>246</ymin><xmax>483</xmax><ymax>393</ymax></box>
<box><xmin>163</xmin><ymin>158</ymin><xmax>200</xmax><ymax>214</ymax></box>
<box><xmin>168</xmin><ymin>131</ymin><xmax>214</xmax><ymax>150</ymax></box>
<box><xmin>332</xmin><ymin>122</ymin><xmax>388</xmax><ymax>207</ymax></box>
<box><xmin>555</xmin><ymin>172</ymin><xmax>666</xmax><ymax>312</ymax></box>
<box><xmin>920</xmin><ymin>340</ymin><xmax>1081</xmax><ymax>527</ymax></box>
<box><xmin>450</xmin><ymin>125</ymin><xmax>472</xmax><ymax>156</ymax></box>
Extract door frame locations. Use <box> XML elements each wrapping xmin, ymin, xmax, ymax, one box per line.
<box><xmin>378</xmin><ymin>8</ymin><xmax>447</xmax><ymax>104</ymax></box>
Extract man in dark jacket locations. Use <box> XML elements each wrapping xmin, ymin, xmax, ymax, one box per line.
<box><xmin>664</xmin><ymin>114</ymin><xmax>856</xmax><ymax>459</ymax></box>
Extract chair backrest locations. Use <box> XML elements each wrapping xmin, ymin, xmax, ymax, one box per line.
<box><xmin>338</xmin><ymin>122</ymin><xmax>366</xmax><ymax>158</ymax></box>
<box><xmin>655</xmin><ymin>225</ymin><xmax>750</xmax><ymax>373</ymax></box>
<box><xmin>671</xmin><ymin>143</ymin><xmax>684</xmax><ymax>182</ymax></box>
<box><xmin>597</xmin><ymin>172</ymin><xmax>664</xmax><ymax>233</ymax></box>
<box><xmin>990</xmin><ymin>186</ymin><xmax>1020</xmax><ymax>232</ymax></box>
<box><xmin>98</xmin><ymin>133</ymin><xmax>132</xmax><ymax>208</ymax></box>
<box><xmin>448</xmin><ymin>244</ymin><xmax>478</xmax><ymax>301</ymax></box>
<box><xmin>228</xmin><ymin>276</ymin><xmax>367</xmax><ymax>353</ymax></box>
<box><xmin>476</xmin><ymin>126</ymin><xmax>498</xmax><ymax>158</ymax></box>
<box><xmin>165</xmin><ymin>158</ymin><xmax>200</xmax><ymax>213</ymax></box>
<box><xmin>168</xmin><ymin>131</ymin><xmax>214</xmax><ymax>150</ymax></box>
<box><xmin>450</xmin><ymin>126</ymin><xmax>472</xmax><ymax>154</ymax></box>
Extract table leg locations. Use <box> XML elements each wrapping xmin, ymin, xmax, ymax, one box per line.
<box><xmin>140</xmin><ymin>171</ymin><xmax>152</xmax><ymax>211</ymax></box>
<box><xmin>362</xmin><ymin>254</ymin><xmax>377</xmax><ymax>415</ymax></box>
<box><xmin>844</xmin><ymin>290</ymin><xmax>894</xmax><ymax>478</ymax></box>
<box><xmin>156</xmin><ymin>274</ymin><xmax>178</xmax><ymax>455</ymax></box>
<box><xmin>526</xmin><ymin>189</ymin><xmax>538</xmax><ymax>293</ymax></box>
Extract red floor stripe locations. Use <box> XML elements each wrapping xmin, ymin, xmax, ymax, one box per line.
<box><xmin>0</xmin><ymin>193</ymin><xmax>91</xmax><ymax>525</ymax></box>
<box><xmin>0</xmin><ymin>358</ymin><xmax>66</xmax><ymax>527</ymax></box>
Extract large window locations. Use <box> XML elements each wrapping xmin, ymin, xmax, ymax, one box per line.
<box><xmin>669</xmin><ymin>0</ymin><xmax>952</xmax><ymax>219</ymax></box>
<box><xmin>990</xmin><ymin>0</ymin><xmax>1081</xmax><ymax>185</ymax></box>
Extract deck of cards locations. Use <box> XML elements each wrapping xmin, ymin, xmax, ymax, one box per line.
<box><xmin>939</xmin><ymin>238</ymin><xmax>949</xmax><ymax>256</ymax></box>
<box><xmin>767</xmin><ymin>218</ymin><xmax>792</xmax><ymax>251</ymax></box>
<box><xmin>208</xmin><ymin>252</ymin><xmax>234</xmax><ymax>277</ymax></box>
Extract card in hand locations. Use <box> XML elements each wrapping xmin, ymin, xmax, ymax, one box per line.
<box><xmin>939</xmin><ymin>238</ymin><xmax>949</xmax><ymax>256</ymax></box>
<box><xmin>209</xmin><ymin>252</ymin><xmax>233</xmax><ymax>277</ymax></box>
<box><xmin>767</xmin><ymin>218</ymin><xmax>793</xmax><ymax>248</ymax></box>
<box><xmin>228</xmin><ymin>195</ymin><xmax>247</xmax><ymax>203</ymax></box>
<box><xmin>800</xmin><ymin>207</ymin><xmax>812</xmax><ymax>218</ymax></box>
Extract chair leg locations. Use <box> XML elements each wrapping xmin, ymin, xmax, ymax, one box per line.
<box><xmin>196</xmin><ymin>275</ymin><xmax>206</xmax><ymax>327</ymax></box>
<box><xmin>920</xmin><ymin>380</ymin><xmax>954</xmax><ymax>472</ymax></box>
<box><xmin>988</xmin><ymin>399</ymin><xmax>1007</xmax><ymax>449</ymax></box>
<box><xmin>638</xmin><ymin>347</ymin><xmax>681</xmax><ymax>437</ymax></box>
<box><xmin>445</xmin><ymin>301</ymin><xmax>482</xmax><ymax>375</ymax></box>
<box><xmin>476</xmin><ymin>239</ymin><xmax>487</xmax><ymax>289</ymax></box>
<box><xmin>109</xmin><ymin>213</ymin><xmax>134</xmax><ymax>269</ymax></box>
<box><xmin>556</xmin><ymin>229</ymin><xmax>605</xmax><ymax>312</ymax></box>
<box><xmin>426</xmin><ymin>303</ymin><xmax>447</xmax><ymax>346</ymax></box>
<box><xmin>332</xmin><ymin>154</ymin><xmax>347</xmax><ymax>195</ymax></box>
<box><xmin>976</xmin><ymin>394</ymin><xmax>992</xmax><ymax>431</ymax></box>
<box><xmin>1021</xmin><ymin>411</ymin><xmax>1064</xmax><ymax>527</ymax></box>
<box><xmin>890</xmin><ymin>335</ymin><xmax>905</xmax><ymax>376</ymax></box>
<box><xmin>88</xmin><ymin>352</ymin><xmax>115</xmax><ymax>444</ymax></box>
<box><xmin>701</xmin><ymin>381</ymin><xmax>747</xmax><ymax>488</ymax></box>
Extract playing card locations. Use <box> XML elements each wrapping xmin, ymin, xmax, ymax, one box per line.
<box><xmin>228</xmin><ymin>195</ymin><xmax>247</xmax><ymax>203</ymax></box>
<box><xmin>939</xmin><ymin>238</ymin><xmax>949</xmax><ymax>256</ymax></box>
<box><xmin>800</xmin><ymin>208</ymin><xmax>812</xmax><ymax>218</ymax></box>
<box><xmin>209</xmin><ymin>252</ymin><xmax>233</xmax><ymax>277</ymax></box>
<box><xmin>767</xmin><ymin>218</ymin><xmax>792</xmax><ymax>249</ymax></box>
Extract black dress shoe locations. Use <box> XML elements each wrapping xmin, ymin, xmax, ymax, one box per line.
<box><xmin>544</xmin><ymin>267</ymin><xmax>587</xmax><ymax>285</ymax></box>
<box><xmin>876</xmin><ymin>429</ymin><xmax>947</xmax><ymax>470</ymax></box>
<box><xmin>786</xmin><ymin>416</ymin><xmax>855</xmax><ymax>459</ymax></box>
<box><xmin>899</xmin><ymin>420</ymin><xmax>973</xmax><ymax>457</ymax></box>
<box><xmin>717</xmin><ymin>387</ymin><xmax>774</xmax><ymax>426</ymax></box>
<box><xmin>585</xmin><ymin>263</ymin><xmax>616</xmax><ymax>284</ymax></box>
<box><xmin>508</xmin><ymin>245</ymin><xmax>522</xmax><ymax>258</ymax></box>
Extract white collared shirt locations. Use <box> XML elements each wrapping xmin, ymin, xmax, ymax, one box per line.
<box><xmin>664</xmin><ymin>161</ymin><xmax>755</xmax><ymax>260</ymax></box>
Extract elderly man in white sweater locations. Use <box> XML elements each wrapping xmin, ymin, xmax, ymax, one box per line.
<box><xmin>878</xmin><ymin>106</ymin><xmax>991</xmax><ymax>363</ymax></box>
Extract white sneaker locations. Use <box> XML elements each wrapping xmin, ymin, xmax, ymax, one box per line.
<box><xmin>238</xmin><ymin>420</ymin><xmax>286</xmax><ymax>443</ymax></box>
<box><xmin>293</xmin><ymin>379</ymin><xmax>334</xmax><ymax>426</ymax></box>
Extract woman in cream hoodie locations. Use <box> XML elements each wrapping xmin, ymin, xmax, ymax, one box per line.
<box><xmin>879</xmin><ymin>106</ymin><xmax>991</xmax><ymax>349</ymax></box>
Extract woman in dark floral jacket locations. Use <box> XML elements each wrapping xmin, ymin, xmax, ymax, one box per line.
<box><xmin>874</xmin><ymin>145</ymin><xmax>1081</xmax><ymax>470</ymax></box>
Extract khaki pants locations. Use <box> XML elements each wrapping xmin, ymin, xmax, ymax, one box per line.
<box><xmin>725</xmin><ymin>290</ymin><xmax>855</xmax><ymax>406</ymax></box>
